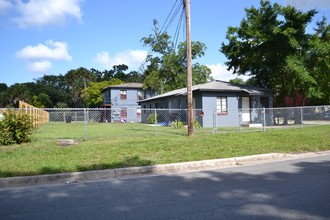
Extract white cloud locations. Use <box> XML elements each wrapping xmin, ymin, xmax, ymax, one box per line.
<box><xmin>95</xmin><ymin>50</ymin><xmax>148</xmax><ymax>69</ymax></box>
<box><xmin>286</xmin><ymin>0</ymin><xmax>330</xmax><ymax>10</ymax></box>
<box><xmin>207</xmin><ymin>63</ymin><xmax>249</xmax><ymax>82</ymax></box>
<box><xmin>27</xmin><ymin>60</ymin><xmax>52</xmax><ymax>73</ymax></box>
<box><xmin>95</xmin><ymin>52</ymin><xmax>112</xmax><ymax>68</ymax></box>
<box><xmin>13</xmin><ymin>0</ymin><xmax>83</xmax><ymax>28</ymax></box>
<box><xmin>16</xmin><ymin>40</ymin><xmax>72</xmax><ymax>61</ymax></box>
<box><xmin>0</xmin><ymin>0</ymin><xmax>13</xmax><ymax>15</ymax></box>
<box><xmin>16</xmin><ymin>40</ymin><xmax>72</xmax><ymax>73</ymax></box>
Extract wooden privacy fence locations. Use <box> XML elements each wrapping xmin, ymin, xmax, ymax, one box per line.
<box><xmin>19</xmin><ymin>100</ymin><xmax>49</xmax><ymax>127</ymax></box>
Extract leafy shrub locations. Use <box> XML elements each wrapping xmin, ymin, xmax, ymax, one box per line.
<box><xmin>0</xmin><ymin>110</ymin><xmax>33</xmax><ymax>146</ymax></box>
<box><xmin>146</xmin><ymin>113</ymin><xmax>160</xmax><ymax>124</ymax></box>
<box><xmin>172</xmin><ymin>120</ymin><xmax>185</xmax><ymax>129</ymax></box>
<box><xmin>194</xmin><ymin>120</ymin><xmax>201</xmax><ymax>128</ymax></box>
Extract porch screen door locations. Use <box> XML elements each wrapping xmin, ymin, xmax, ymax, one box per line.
<box><xmin>242</xmin><ymin>97</ymin><xmax>250</xmax><ymax>122</ymax></box>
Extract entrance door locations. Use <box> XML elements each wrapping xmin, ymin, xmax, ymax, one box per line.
<box><xmin>242</xmin><ymin>97</ymin><xmax>250</xmax><ymax>122</ymax></box>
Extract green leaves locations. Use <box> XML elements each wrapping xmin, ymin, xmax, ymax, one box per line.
<box><xmin>221</xmin><ymin>0</ymin><xmax>328</xmax><ymax>106</ymax></box>
<box><xmin>0</xmin><ymin>110</ymin><xmax>33</xmax><ymax>146</ymax></box>
<box><xmin>141</xmin><ymin>19</ymin><xmax>211</xmax><ymax>94</ymax></box>
<box><xmin>82</xmin><ymin>79</ymin><xmax>124</xmax><ymax>108</ymax></box>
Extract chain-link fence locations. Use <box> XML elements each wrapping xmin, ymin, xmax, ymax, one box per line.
<box><xmin>1</xmin><ymin>105</ymin><xmax>329</xmax><ymax>141</ymax></box>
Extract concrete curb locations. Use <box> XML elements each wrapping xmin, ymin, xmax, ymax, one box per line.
<box><xmin>1</xmin><ymin>151</ymin><xmax>329</xmax><ymax>188</ymax></box>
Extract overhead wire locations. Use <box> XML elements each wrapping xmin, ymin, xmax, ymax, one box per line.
<box><xmin>163</xmin><ymin>0</ymin><xmax>183</xmax><ymax>34</ymax></box>
<box><xmin>173</xmin><ymin>8</ymin><xmax>185</xmax><ymax>49</ymax></box>
<box><xmin>138</xmin><ymin>0</ymin><xmax>186</xmax><ymax>73</ymax></box>
<box><xmin>160</xmin><ymin>0</ymin><xmax>180</xmax><ymax>34</ymax></box>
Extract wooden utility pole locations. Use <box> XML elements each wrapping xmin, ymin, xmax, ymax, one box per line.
<box><xmin>184</xmin><ymin>0</ymin><xmax>194</xmax><ymax>136</ymax></box>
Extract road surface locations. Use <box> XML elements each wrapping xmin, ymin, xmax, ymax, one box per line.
<box><xmin>1</xmin><ymin>154</ymin><xmax>329</xmax><ymax>219</ymax></box>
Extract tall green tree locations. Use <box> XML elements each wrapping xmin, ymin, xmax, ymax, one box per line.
<box><xmin>4</xmin><ymin>83</ymin><xmax>32</xmax><ymax>107</ymax></box>
<box><xmin>82</xmin><ymin>79</ymin><xmax>124</xmax><ymax>107</ymax></box>
<box><xmin>92</xmin><ymin>65</ymin><xmax>134</xmax><ymax>82</ymax></box>
<box><xmin>65</xmin><ymin>67</ymin><xmax>94</xmax><ymax>107</ymax></box>
<box><xmin>229</xmin><ymin>77</ymin><xmax>246</xmax><ymax>85</ymax></box>
<box><xmin>112</xmin><ymin>64</ymin><xmax>129</xmax><ymax>81</ymax></box>
<box><xmin>220</xmin><ymin>0</ymin><xmax>318</xmax><ymax>106</ymax></box>
<box><xmin>34</xmin><ymin>74</ymin><xmax>70</xmax><ymax>107</ymax></box>
<box><xmin>126</xmin><ymin>71</ymin><xmax>145</xmax><ymax>83</ymax></box>
<box><xmin>31</xmin><ymin>93</ymin><xmax>53</xmax><ymax>108</ymax></box>
<box><xmin>306</xmin><ymin>17</ymin><xmax>330</xmax><ymax>104</ymax></box>
<box><xmin>141</xmin><ymin>19</ymin><xmax>211</xmax><ymax>94</ymax></box>
<box><xmin>0</xmin><ymin>83</ymin><xmax>8</xmax><ymax>107</ymax></box>
<box><xmin>0</xmin><ymin>83</ymin><xmax>7</xmax><ymax>93</ymax></box>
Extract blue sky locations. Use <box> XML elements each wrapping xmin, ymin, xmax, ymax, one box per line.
<box><xmin>0</xmin><ymin>0</ymin><xmax>329</xmax><ymax>86</ymax></box>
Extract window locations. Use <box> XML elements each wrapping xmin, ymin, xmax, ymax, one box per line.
<box><xmin>120</xmin><ymin>90</ymin><xmax>127</xmax><ymax>100</ymax></box>
<box><xmin>136</xmin><ymin>109</ymin><xmax>141</xmax><ymax>119</ymax></box>
<box><xmin>260</xmin><ymin>97</ymin><xmax>269</xmax><ymax>108</ymax></box>
<box><xmin>120</xmin><ymin>108</ymin><xmax>127</xmax><ymax>120</ymax></box>
<box><xmin>137</xmin><ymin>90</ymin><xmax>144</xmax><ymax>100</ymax></box>
<box><xmin>217</xmin><ymin>97</ymin><xmax>228</xmax><ymax>115</ymax></box>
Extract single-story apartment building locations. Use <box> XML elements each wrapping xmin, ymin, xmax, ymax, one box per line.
<box><xmin>138</xmin><ymin>80</ymin><xmax>274</xmax><ymax>127</ymax></box>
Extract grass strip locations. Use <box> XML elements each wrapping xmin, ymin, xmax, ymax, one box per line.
<box><xmin>0</xmin><ymin>124</ymin><xmax>329</xmax><ymax>177</ymax></box>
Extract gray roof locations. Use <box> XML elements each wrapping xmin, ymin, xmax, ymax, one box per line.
<box><xmin>102</xmin><ymin>83</ymin><xmax>143</xmax><ymax>92</ymax></box>
<box><xmin>139</xmin><ymin>80</ymin><xmax>273</xmax><ymax>102</ymax></box>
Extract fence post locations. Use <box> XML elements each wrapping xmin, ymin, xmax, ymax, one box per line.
<box><xmin>263</xmin><ymin>107</ymin><xmax>266</xmax><ymax>132</ymax></box>
<box><xmin>84</xmin><ymin>108</ymin><xmax>87</xmax><ymax>141</ymax></box>
<box><xmin>301</xmin><ymin>107</ymin><xmax>304</xmax><ymax>128</ymax></box>
<box><xmin>154</xmin><ymin>109</ymin><xmax>157</xmax><ymax>137</ymax></box>
<box><xmin>238</xmin><ymin>109</ymin><xmax>241</xmax><ymax>132</ymax></box>
<box><xmin>212</xmin><ymin>110</ymin><xmax>216</xmax><ymax>134</ymax></box>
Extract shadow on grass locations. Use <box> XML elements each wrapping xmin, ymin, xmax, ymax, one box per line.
<box><xmin>0</xmin><ymin>156</ymin><xmax>153</xmax><ymax>178</ymax></box>
<box><xmin>129</xmin><ymin>127</ymin><xmax>188</xmax><ymax>136</ymax></box>
<box><xmin>75</xmin><ymin>155</ymin><xmax>153</xmax><ymax>171</ymax></box>
<box><xmin>1</xmin><ymin>156</ymin><xmax>330</xmax><ymax>219</ymax></box>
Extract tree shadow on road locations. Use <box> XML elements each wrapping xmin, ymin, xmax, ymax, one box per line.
<box><xmin>0</xmin><ymin>156</ymin><xmax>153</xmax><ymax>177</ymax></box>
<box><xmin>1</xmin><ymin>157</ymin><xmax>329</xmax><ymax>219</ymax></box>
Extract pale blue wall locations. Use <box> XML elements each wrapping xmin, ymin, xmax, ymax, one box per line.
<box><xmin>102</xmin><ymin>88</ymin><xmax>143</xmax><ymax>123</ymax></box>
<box><xmin>110</xmin><ymin>88</ymin><xmax>140</xmax><ymax>108</ymax></box>
<box><xmin>139</xmin><ymin>91</ymin><xmax>274</xmax><ymax>128</ymax></box>
<box><xmin>200</xmin><ymin>92</ymin><xmax>239</xmax><ymax>128</ymax></box>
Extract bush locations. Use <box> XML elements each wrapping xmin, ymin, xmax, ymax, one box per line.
<box><xmin>172</xmin><ymin>120</ymin><xmax>185</xmax><ymax>129</ymax></box>
<box><xmin>146</xmin><ymin>113</ymin><xmax>160</xmax><ymax>124</ymax></box>
<box><xmin>0</xmin><ymin>110</ymin><xmax>33</xmax><ymax>146</ymax></box>
<box><xmin>194</xmin><ymin>120</ymin><xmax>201</xmax><ymax>128</ymax></box>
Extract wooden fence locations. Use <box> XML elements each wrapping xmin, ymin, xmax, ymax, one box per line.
<box><xmin>19</xmin><ymin>100</ymin><xmax>49</xmax><ymax>127</ymax></box>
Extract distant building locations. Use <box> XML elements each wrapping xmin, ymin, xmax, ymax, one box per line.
<box><xmin>138</xmin><ymin>80</ymin><xmax>274</xmax><ymax>127</ymax></box>
<box><xmin>101</xmin><ymin>83</ymin><xmax>156</xmax><ymax>122</ymax></box>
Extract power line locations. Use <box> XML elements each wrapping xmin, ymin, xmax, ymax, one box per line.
<box><xmin>163</xmin><ymin>0</ymin><xmax>183</xmax><ymax>34</ymax></box>
<box><xmin>160</xmin><ymin>0</ymin><xmax>180</xmax><ymax>34</ymax></box>
<box><xmin>173</xmin><ymin>8</ymin><xmax>185</xmax><ymax>49</ymax></box>
<box><xmin>138</xmin><ymin>0</ymin><xmax>185</xmax><ymax>73</ymax></box>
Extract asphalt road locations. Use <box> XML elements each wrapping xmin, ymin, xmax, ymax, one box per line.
<box><xmin>1</xmin><ymin>154</ymin><xmax>329</xmax><ymax>220</ymax></box>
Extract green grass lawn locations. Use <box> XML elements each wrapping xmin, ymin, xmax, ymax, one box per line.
<box><xmin>0</xmin><ymin>123</ymin><xmax>329</xmax><ymax>178</ymax></box>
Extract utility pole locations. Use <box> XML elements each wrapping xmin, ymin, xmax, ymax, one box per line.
<box><xmin>184</xmin><ymin>0</ymin><xmax>194</xmax><ymax>136</ymax></box>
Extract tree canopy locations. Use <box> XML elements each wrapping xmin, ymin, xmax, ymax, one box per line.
<box><xmin>82</xmin><ymin>79</ymin><xmax>124</xmax><ymax>108</ymax></box>
<box><xmin>221</xmin><ymin>0</ymin><xmax>329</xmax><ymax>106</ymax></box>
<box><xmin>2</xmin><ymin>6</ymin><xmax>328</xmax><ymax>109</ymax></box>
<box><xmin>0</xmin><ymin>64</ymin><xmax>140</xmax><ymax>108</ymax></box>
<box><xmin>141</xmin><ymin>19</ymin><xmax>212</xmax><ymax>94</ymax></box>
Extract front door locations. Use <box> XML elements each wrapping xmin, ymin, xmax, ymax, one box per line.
<box><xmin>242</xmin><ymin>97</ymin><xmax>250</xmax><ymax>122</ymax></box>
